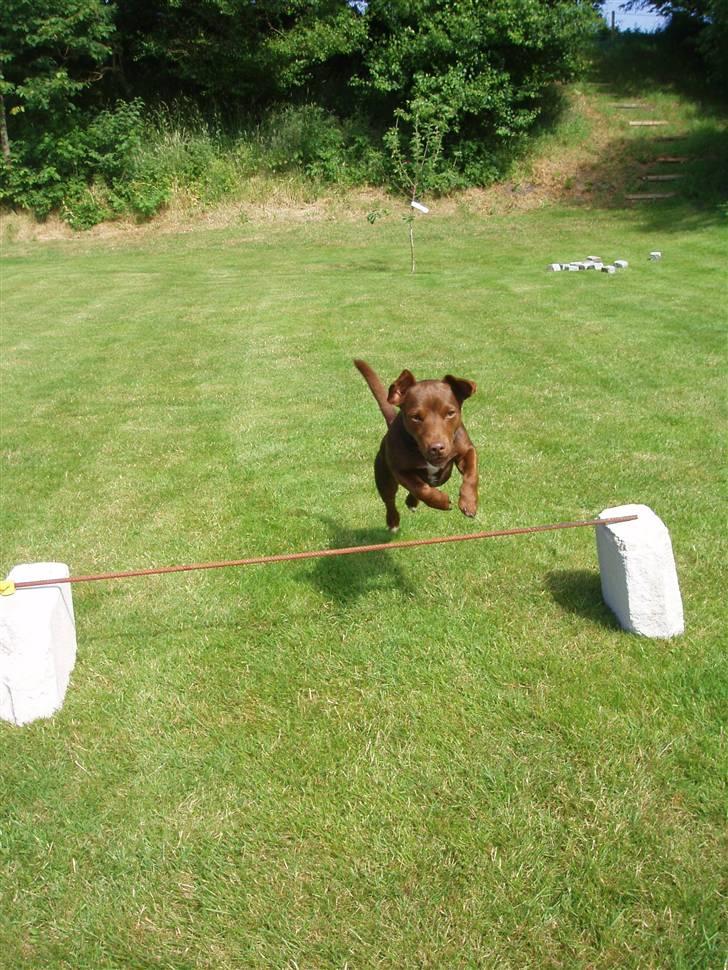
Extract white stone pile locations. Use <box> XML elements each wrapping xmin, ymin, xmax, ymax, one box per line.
<box><xmin>547</xmin><ymin>256</ymin><xmax>629</xmax><ymax>274</ymax></box>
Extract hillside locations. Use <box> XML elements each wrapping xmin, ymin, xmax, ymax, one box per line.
<box><xmin>2</xmin><ymin>43</ymin><xmax>726</xmax><ymax>244</ymax></box>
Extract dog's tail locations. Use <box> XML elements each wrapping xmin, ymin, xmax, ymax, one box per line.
<box><xmin>353</xmin><ymin>359</ymin><xmax>397</xmax><ymax>426</ymax></box>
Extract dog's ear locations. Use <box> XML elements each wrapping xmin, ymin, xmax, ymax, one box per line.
<box><xmin>443</xmin><ymin>375</ymin><xmax>477</xmax><ymax>404</ymax></box>
<box><xmin>387</xmin><ymin>370</ymin><xmax>417</xmax><ymax>406</ymax></box>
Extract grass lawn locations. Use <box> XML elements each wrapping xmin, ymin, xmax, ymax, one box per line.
<box><xmin>1</xmin><ymin>201</ymin><xmax>726</xmax><ymax>968</ymax></box>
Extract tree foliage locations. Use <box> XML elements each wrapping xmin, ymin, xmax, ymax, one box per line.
<box><xmin>623</xmin><ymin>0</ymin><xmax>728</xmax><ymax>84</ymax></box>
<box><xmin>1</xmin><ymin>0</ymin><xmax>605</xmax><ymax>223</ymax></box>
<box><xmin>0</xmin><ymin>0</ymin><xmax>121</xmax><ymax>217</ymax></box>
<box><xmin>1</xmin><ymin>0</ymin><xmax>114</xmax><ymax>111</ymax></box>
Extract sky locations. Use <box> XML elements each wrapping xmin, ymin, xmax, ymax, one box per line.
<box><xmin>600</xmin><ymin>0</ymin><xmax>670</xmax><ymax>33</ymax></box>
<box><xmin>350</xmin><ymin>1</ymin><xmax>669</xmax><ymax>35</ymax></box>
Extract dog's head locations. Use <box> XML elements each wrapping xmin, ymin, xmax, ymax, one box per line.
<box><xmin>387</xmin><ymin>369</ymin><xmax>476</xmax><ymax>465</ymax></box>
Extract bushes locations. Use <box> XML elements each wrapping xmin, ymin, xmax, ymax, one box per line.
<box><xmin>0</xmin><ymin>93</ymin><xmax>544</xmax><ymax>228</ymax></box>
<box><xmin>6</xmin><ymin>0</ymin><xmax>724</xmax><ymax>229</ymax></box>
<box><xmin>1</xmin><ymin>101</ymin><xmax>392</xmax><ymax>227</ymax></box>
<box><xmin>1</xmin><ymin>0</ymin><xmax>604</xmax><ymax>227</ymax></box>
<box><xmin>0</xmin><ymin>99</ymin><xmax>169</xmax><ymax>228</ymax></box>
<box><xmin>698</xmin><ymin>0</ymin><xmax>728</xmax><ymax>88</ymax></box>
<box><xmin>259</xmin><ymin>105</ymin><xmax>386</xmax><ymax>185</ymax></box>
<box><xmin>2</xmin><ymin>100</ymin><xmax>254</xmax><ymax>227</ymax></box>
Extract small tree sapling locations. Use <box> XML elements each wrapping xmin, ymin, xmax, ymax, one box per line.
<box><xmin>376</xmin><ymin>111</ymin><xmax>445</xmax><ymax>273</ymax></box>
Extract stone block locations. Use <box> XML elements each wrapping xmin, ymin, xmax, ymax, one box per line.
<box><xmin>596</xmin><ymin>505</ymin><xmax>684</xmax><ymax>637</ymax></box>
<box><xmin>614</xmin><ymin>259</ymin><xmax>629</xmax><ymax>269</ymax></box>
<box><xmin>0</xmin><ymin>563</ymin><xmax>76</xmax><ymax>726</ymax></box>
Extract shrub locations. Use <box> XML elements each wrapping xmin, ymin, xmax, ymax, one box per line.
<box><xmin>0</xmin><ymin>99</ymin><xmax>166</xmax><ymax>226</ymax></box>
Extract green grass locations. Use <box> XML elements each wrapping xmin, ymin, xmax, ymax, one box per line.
<box><xmin>1</xmin><ymin>203</ymin><xmax>726</xmax><ymax>968</ymax></box>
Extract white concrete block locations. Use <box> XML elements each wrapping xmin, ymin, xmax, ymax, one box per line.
<box><xmin>0</xmin><ymin>563</ymin><xmax>76</xmax><ymax>726</ymax></box>
<box><xmin>602</xmin><ymin>265</ymin><xmax>616</xmax><ymax>274</ymax></box>
<box><xmin>614</xmin><ymin>259</ymin><xmax>629</xmax><ymax>269</ymax></box>
<box><xmin>548</xmin><ymin>263</ymin><xmax>562</xmax><ymax>271</ymax></box>
<box><xmin>649</xmin><ymin>251</ymin><xmax>662</xmax><ymax>260</ymax></box>
<box><xmin>596</xmin><ymin>505</ymin><xmax>684</xmax><ymax>637</ymax></box>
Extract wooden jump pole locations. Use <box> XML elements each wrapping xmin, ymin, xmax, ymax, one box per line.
<box><xmin>5</xmin><ymin>515</ymin><xmax>639</xmax><ymax>592</ymax></box>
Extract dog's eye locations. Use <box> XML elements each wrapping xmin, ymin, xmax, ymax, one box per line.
<box><xmin>447</xmin><ymin>410</ymin><xmax>457</xmax><ymax>419</ymax></box>
<box><xmin>410</xmin><ymin>414</ymin><xmax>422</xmax><ymax>423</ymax></box>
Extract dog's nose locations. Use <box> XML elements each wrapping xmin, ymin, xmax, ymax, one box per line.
<box><xmin>427</xmin><ymin>442</ymin><xmax>446</xmax><ymax>459</ymax></box>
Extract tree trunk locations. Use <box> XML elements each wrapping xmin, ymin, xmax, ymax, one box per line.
<box><xmin>0</xmin><ymin>91</ymin><xmax>11</xmax><ymax>164</ymax></box>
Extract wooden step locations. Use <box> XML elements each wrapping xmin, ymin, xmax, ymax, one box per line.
<box><xmin>629</xmin><ymin>120</ymin><xmax>669</xmax><ymax>127</ymax></box>
<box><xmin>625</xmin><ymin>192</ymin><xmax>677</xmax><ymax>201</ymax></box>
<box><xmin>643</xmin><ymin>173</ymin><xmax>682</xmax><ymax>181</ymax></box>
<box><xmin>612</xmin><ymin>103</ymin><xmax>654</xmax><ymax>109</ymax></box>
<box><xmin>655</xmin><ymin>155</ymin><xmax>689</xmax><ymax>163</ymax></box>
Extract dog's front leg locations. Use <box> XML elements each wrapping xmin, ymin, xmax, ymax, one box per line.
<box><xmin>395</xmin><ymin>471</ymin><xmax>451</xmax><ymax>511</ymax></box>
<box><xmin>456</xmin><ymin>447</ymin><xmax>478</xmax><ymax>517</ymax></box>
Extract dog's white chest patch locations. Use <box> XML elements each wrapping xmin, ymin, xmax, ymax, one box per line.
<box><xmin>425</xmin><ymin>462</ymin><xmax>442</xmax><ymax>485</ymax></box>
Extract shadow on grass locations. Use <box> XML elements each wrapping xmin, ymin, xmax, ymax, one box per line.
<box><xmin>566</xmin><ymin>126</ymin><xmax>728</xmax><ymax>233</ymax></box>
<box><xmin>545</xmin><ymin>569</ymin><xmax>620</xmax><ymax>630</ymax></box>
<box><xmin>303</xmin><ymin>516</ymin><xmax>414</xmax><ymax>606</ymax></box>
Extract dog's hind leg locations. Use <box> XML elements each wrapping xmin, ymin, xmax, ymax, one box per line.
<box><xmin>405</xmin><ymin>494</ymin><xmax>419</xmax><ymax>511</ymax></box>
<box><xmin>374</xmin><ymin>448</ymin><xmax>400</xmax><ymax>531</ymax></box>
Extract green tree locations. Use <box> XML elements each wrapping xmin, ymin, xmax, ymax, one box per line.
<box><xmin>2</xmin><ymin>0</ymin><xmax>604</xmax><ymax>221</ymax></box>
<box><xmin>0</xmin><ymin>0</ymin><xmax>115</xmax><ymax>162</ymax></box>
<box><xmin>357</xmin><ymin>0</ymin><xmax>600</xmax><ymax>185</ymax></box>
<box><xmin>114</xmin><ymin>0</ymin><xmax>366</xmax><ymax>109</ymax></box>
<box><xmin>700</xmin><ymin>0</ymin><xmax>728</xmax><ymax>84</ymax></box>
<box><xmin>0</xmin><ymin>0</ymin><xmax>119</xmax><ymax>218</ymax></box>
<box><xmin>621</xmin><ymin>0</ymin><xmax>728</xmax><ymax>84</ymax></box>
<box><xmin>116</xmin><ymin>0</ymin><xmax>599</xmax><ymax>187</ymax></box>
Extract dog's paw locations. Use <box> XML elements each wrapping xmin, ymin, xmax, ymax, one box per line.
<box><xmin>405</xmin><ymin>494</ymin><xmax>419</xmax><ymax>511</ymax></box>
<box><xmin>458</xmin><ymin>495</ymin><xmax>477</xmax><ymax>518</ymax></box>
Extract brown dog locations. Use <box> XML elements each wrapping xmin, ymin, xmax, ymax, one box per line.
<box><xmin>354</xmin><ymin>359</ymin><xmax>478</xmax><ymax>531</ymax></box>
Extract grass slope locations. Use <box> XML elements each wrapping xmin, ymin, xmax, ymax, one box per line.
<box><xmin>1</xmin><ymin>204</ymin><xmax>726</xmax><ymax>968</ymax></box>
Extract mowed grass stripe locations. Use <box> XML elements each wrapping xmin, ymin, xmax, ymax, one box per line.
<box><xmin>1</xmin><ymin>207</ymin><xmax>726</xmax><ymax>969</ymax></box>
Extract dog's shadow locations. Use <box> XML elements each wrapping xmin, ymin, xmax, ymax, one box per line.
<box><xmin>301</xmin><ymin>516</ymin><xmax>414</xmax><ymax>606</ymax></box>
